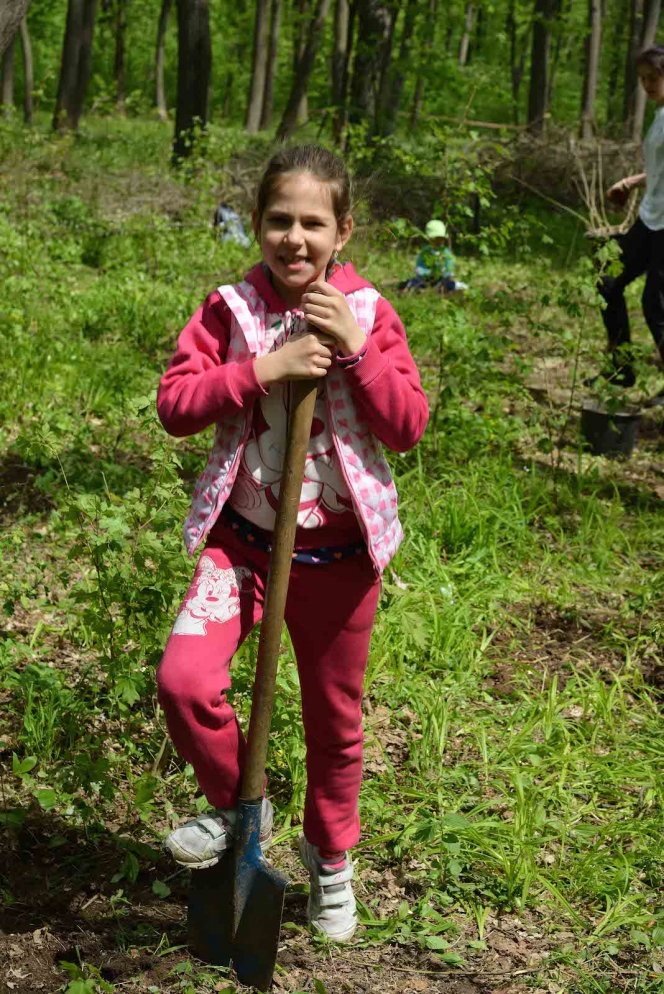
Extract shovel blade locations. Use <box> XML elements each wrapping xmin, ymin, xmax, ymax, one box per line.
<box><xmin>187</xmin><ymin>853</ymin><xmax>234</xmax><ymax>969</ymax></box>
<box><xmin>187</xmin><ymin>800</ymin><xmax>289</xmax><ymax>992</ymax></box>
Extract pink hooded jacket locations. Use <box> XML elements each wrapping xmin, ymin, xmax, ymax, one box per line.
<box><xmin>157</xmin><ymin>262</ymin><xmax>429</xmax><ymax>573</ymax></box>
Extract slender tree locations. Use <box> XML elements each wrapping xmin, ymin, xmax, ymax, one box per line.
<box><xmin>259</xmin><ymin>0</ymin><xmax>282</xmax><ymax>129</ymax></box>
<box><xmin>606</xmin><ymin>0</ymin><xmax>628</xmax><ymax>131</ymax></box>
<box><xmin>0</xmin><ymin>0</ymin><xmax>31</xmax><ymax>58</ymax></box>
<box><xmin>172</xmin><ymin>0</ymin><xmax>211</xmax><ymax>160</ymax></box>
<box><xmin>53</xmin><ymin>0</ymin><xmax>99</xmax><ymax>131</ymax></box>
<box><xmin>1</xmin><ymin>34</ymin><xmax>15</xmax><ymax>111</ymax></box>
<box><xmin>348</xmin><ymin>0</ymin><xmax>393</xmax><ymax>126</ymax></box>
<box><xmin>276</xmin><ymin>0</ymin><xmax>332</xmax><ymax>140</ymax></box>
<box><xmin>459</xmin><ymin>2</ymin><xmax>474</xmax><ymax>65</ymax></box>
<box><xmin>526</xmin><ymin>0</ymin><xmax>561</xmax><ymax>134</ymax></box>
<box><xmin>580</xmin><ymin>0</ymin><xmax>602</xmax><ymax>137</ymax></box>
<box><xmin>155</xmin><ymin>0</ymin><xmax>173</xmax><ymax>120</ymax></box>
<box><xmin>245</xmin><ymin>0</ymin><xmax>270</xmax><ymax>132</ymax></box>
<box><xmin>19</xmin><ymin>16</ymin><xmax>32</xmax><ymax>122</ymax></box>
<box><xmin>410</xmin><ymin>0</ymin><xmax>437</xmax><ymax>129</ymax></box>
<box><xmin>292</xmin><ymin>0</ymin><xmax>311</xmax><ymax>127</ymax></box>
<box><xmin>507</xmin><ymin>0</ymin><xmax>529</xmax><ymax>123</ymax></box>
<box><xmin>114</xmin><ymin>0</ymin><xmax>127</xmax><ymax>109</ymax></box>
<box><xmin>376</xmin><ymin>0</ymin><xmax>417</xmax><ymax>135</ymax></box>
<box><xmin>331</xmin><ymin>0</ymin><xmax>349</xmax><ymax>140</ymax></box>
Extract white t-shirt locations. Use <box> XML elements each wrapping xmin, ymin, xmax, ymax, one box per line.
<box><xmin>639</xmin><ymin>106</ymin><xmax>664</xmax><ymax>231</ymax></box>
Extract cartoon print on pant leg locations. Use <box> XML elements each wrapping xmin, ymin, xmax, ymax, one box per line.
<box><xmin>172</xmin><ymin>556</ymin><xmax>253</xmax><ymax>636</ymax></box>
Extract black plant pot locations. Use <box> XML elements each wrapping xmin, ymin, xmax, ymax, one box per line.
<box><xmin>580</xmin><ymin>402</ymin><xmax>641</xmax><ymax>459</ymax></box>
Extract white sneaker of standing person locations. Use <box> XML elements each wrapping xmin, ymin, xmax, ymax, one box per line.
<box><xmin>298</xmin><ymin>836</ymin><xmax>357</xmax><ymax>942</ymax></box>
<box><xmin>165</xmin><ymin>797</ymin><xmax>274</xmax><ymax>869</ymax></box>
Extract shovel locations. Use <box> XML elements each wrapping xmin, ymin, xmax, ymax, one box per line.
<box><xmin>188</xmin><ymin>378</ymin><xmax>318</xmax><ymax>991</ymax></box>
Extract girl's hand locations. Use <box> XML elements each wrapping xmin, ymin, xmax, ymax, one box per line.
<box><xmin>607</xmin><ymin>178</ymin><xmax>631</xmax><ymax>206</ymax></box>
<box><xmin>302</xmin><ymin>280</ymin><xmax>366</xmax><ymax>356</ymax></box>
<box><xmin>254</xmin><ymin>331</ymin><xmax>335</xmax><ymax>386</ymax></box>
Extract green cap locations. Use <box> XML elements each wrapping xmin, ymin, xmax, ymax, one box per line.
<box><xmin>425</xmin><ymin>219</ymin><xmax>447</xmax><ymax>239</ymax></box>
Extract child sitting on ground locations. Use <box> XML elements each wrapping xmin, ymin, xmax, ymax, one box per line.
<box><xmin>399</xmin><ymin>219</ymin><xmax>467</xmax><ymax>293</ymax></box>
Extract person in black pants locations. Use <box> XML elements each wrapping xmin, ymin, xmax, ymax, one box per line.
<box><xmin>590</xmin><ymin>46</ymin><xmax>664</xmax><ymax>406</ymax></box>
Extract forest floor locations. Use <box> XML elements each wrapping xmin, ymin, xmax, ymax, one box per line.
<box><xmin>1</xmin><ymin>116</ymin><xmax>664</xmax><ymax>994</ymax></box>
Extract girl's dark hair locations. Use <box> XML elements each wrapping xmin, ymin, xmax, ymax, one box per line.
<box><xmin>636</xmin><ymin>45</ymin><xmax>664</xmax><ymax>75</ymax></box>
<box><xmin>255</xmin><ymin>145</ymin><xmax>352</xmax><ymax>226</ymax></box>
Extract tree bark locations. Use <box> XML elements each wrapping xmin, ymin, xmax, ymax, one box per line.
<box><xmin>410</xmin><ymin>0</ymin><xmax>437</xmax><ymax>129</ymax></box>
<box><xmin>155</xmin><ymin>0</ymin><xmax>172</xmax><ymax>121</ymax></box>
<box><xmin>507</xmin><ymin>0</ymin><xmax>528</xmax><ymax>124</ymax></box>
<box><xmin>259</xmin><ymin>0</ymin><xmax>282</xmax><ymax>129</ymax></box>
<box><xmin>245</xmin><ymin>0</ymin><xmax>270</xmax><ymax>132</ymax></box>
<box><xmin>622</xmin><ymin>0</ymin><xmax>644</xmax><ymax>136</ymax></box>
<box><xmin>19</xmin><ymin>16</ymin><xmax>32</xmax><ymax>122</ymax></box>
<box><xmin>276</xmin><ymin>0</ymin><xmax>332</xmax><ymax>140</ymax></box>
<box><xmin>376</xmin><ymin>0</ymin><xmax>417</xmax><ymax>135</ymax></box>
<box><xmin>348</xmin><ymin>0</ymin><xmax>392</xmax><ymax>126</ymax></box>
<box><xmin>580</xmin><ymin>0</ymin><xmax>601</xmax><ymax>137</ymax></box>
<box><xmin>53</xmin><ymin>0</ymin><xmax>98</xmax><ymax>131</ymax></box>
<box><xmin>458</xmin><ymin>2</ymin><xmax>474</xmax><ymax>65</ymax></box>
<box><xmin>332</xmin><ymin>0</ymin><xmax>349</xmax><ymax>140</ymax></box>
<box><xmin>114</xmin><ymin>0</ymin><xmax>127</xmax><ymax>109</ymax></box>
<box><xmin>632</xmin><ymin>0</ymin><xmax>661</xmax><ymax>137</ymax></box>
<box><xmin>173</xmin><ymin>0</ymin><xmax>211</xmax><ymax>160</ymax></box>
<box><xmin>1</xmin><ymin>34</ymin><xmax>15</xmax><ymax>110</ymax></box>
<box><xmin>0</xmin><ymin>0</ymin><xmax>31</xmax><ymax>59</ymax></box>
<box><xmin>606</xmin><ymin>0</ymin><xmax>627</xmax><ymax>132</ymax></box>
<box><xmin>292</xmin><ymin>0</ymin><xmax>310</xmax><ymax>126</ymax></box>
<box><xmin>526</xmin><ymin>0</ymin><xmax>560</xmax><ymax>134</ymax></box>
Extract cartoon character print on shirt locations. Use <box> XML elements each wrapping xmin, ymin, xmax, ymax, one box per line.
<box><xmin>229</xmin><ymin>382</ymin><xmax>354</xmax><ymax>530</ymax></box>
<box><xmin>172</xmin><ymin>556</ymin><xmax>253</xmax><ymax>636</ymax></box>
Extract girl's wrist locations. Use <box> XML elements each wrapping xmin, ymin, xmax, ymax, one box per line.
<box><xmin>254</xmin><ymin>352</ymin><xmax>283</xmax><ymax>387</ymax></box>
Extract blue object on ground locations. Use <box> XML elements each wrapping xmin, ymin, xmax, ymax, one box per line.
<box><xmin>214</xmin><ymin>203</ymin><xmax>251</xmax><ymax>248</ymax></box>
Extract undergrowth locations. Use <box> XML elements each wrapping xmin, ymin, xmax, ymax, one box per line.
<box><xmin>1</xmin><ymin>117</ymin><xmax>664</xmax><ymax>994</ymax></box>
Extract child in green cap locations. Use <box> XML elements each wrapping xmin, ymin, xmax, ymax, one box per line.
<box><xmin>399</xmin><ymin>219</ymin><xmax>466</xmax><ymax>293</ymax></box>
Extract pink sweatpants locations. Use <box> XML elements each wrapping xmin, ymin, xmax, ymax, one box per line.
<box><xmin>157</xmin><ymin>522</ymin><xmax>381</xmax><ymax>853</ymax></box>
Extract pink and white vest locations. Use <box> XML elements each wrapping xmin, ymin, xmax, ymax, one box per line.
<box><xmin>183</xmin><ymin>280</ymin><xmax>403</xmax><ymax>574</ymax></box>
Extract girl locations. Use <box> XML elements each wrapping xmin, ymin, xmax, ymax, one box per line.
<box><xmin>591</xmin><ymin>46</ymin><xmax>664</xmax><ymax>405</ymax></box>
<box><xmin>156</xmin><ymin>145</ymin><xmax>428</xmax><ymax>942</ymax></box>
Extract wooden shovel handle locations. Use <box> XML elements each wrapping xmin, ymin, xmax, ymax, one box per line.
<box><xmin>240</xmin><ymin>379</ymin><xmax>318</xmax><ymax>801</ymax></box>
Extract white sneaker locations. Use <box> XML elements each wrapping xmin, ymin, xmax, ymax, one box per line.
<box><xmin>298</xmin><ymin>836</ymin><xmax>357</xmax><ymax>942</ymax></box>
<box><xmin>165</xmin><ymin>798</ymin><xmax>274</xmax><ymax>869</ymax></box>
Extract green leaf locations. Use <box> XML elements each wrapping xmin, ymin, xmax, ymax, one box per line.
<box><xmin>152</xmin><ymin>879</ymin><xmax>171</xmax><ymax>898</ymax></box>
<box><xmin>12</xmin><ymin>753</ymin><xmax>37</xmax><ymax>776</ymax></box>
<box><xmin>652</xmin><ymin>927</ymin><xmax>664</xmax><ymax>946</ymax></box>
<box><xmin>439</xmin><ymin>952</ymin><xmax>465</xmax><ymax>966</ymax></box>
<box><xmin>448</xmin><ymin>859</ymin><xmax>463</xmax><ymax>877</ymax></box>
<box><xmin>424</xmin><ymin>935</ymin><xmax>451</xmax><ymax>950</ymax></box>
<box><xmin>441</xmin><ymin>813</ymin><xmax>470</xmax><ymax>830</ymax></box>
<box><xmin>314</xmin><ymin>981</ymin><xmax>329</xmax><ymax>994</ymax></box>
<box><xmin>35</xmin><ymin>788</ymin><xmax>58</xmax><ymax>810</ymax></box>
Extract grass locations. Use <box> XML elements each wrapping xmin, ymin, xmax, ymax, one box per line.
<box><xmin>1</xmin><ymin>115</ymin><xmax>664</xmax><ymax>993</ymax></box>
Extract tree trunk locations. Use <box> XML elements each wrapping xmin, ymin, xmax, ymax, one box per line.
<box><xmin>377</xmin><ymin>0</ymin><xmax>417</xmax><ymax>135</ymax></box>
<box><xmin>1</xmin><ymin>34</ymin><xmax>15</xmax><ymax>110</ymax></box>
<box><xmin>0</xmin><ymin>0</ymin><xmax>31</xmax><ymax>59</ymax></box>
<box><xmin>173</xmin><ymin>0</ymin><xmax>211</xmax><ymax>160</ymax></box>
<box><xmin>606</xmin><ymin>0</ymin><xmax>627</xmax><ymax>132</ymax></box>
<box><xmin>155</xmin><ymin>0</ymin><xmax>172</xmax><ymax>121</ymax></box>
<box><xmin>507</xmin><ymin>0</ymin><xmax>528</xmax><ymax>124</ymax></box>
<box><xmin>632</xmin><ymin>0</ymin><xmax>661</xmax><ymax>137</ymax></box>
<box><xmin>622</xmin><ymin>0</ymin><xmax>644</xmax><ymax>136</ymax></box>
<box><xmin>114</xmin><ymin>0</ymin><xmax>127</xmax><ymax>109</ymax></box>
<box><xmin>259</xmin><ymin>0</ymin><xmax>281</xmax><ymax>129</ymax></box>
<box><xmin>580</xmin><ymin>0</ymin><xmax>601</xmax><ymax>137</ymax></box>
<box><xmin>410</xmin><ymin>0</ymin><xmax>436</xmax><ymax>129</ymax></box>
<box><xmin>348</xmin><ymin>0</ymin><xmax>392</xmax><ymax>125</ymax></box>
<box><xmin>526</xmin><ymin>0</ymin><xmax>559</xmax><ymax>134</ymax></box>
<box><xmin>19</xmin><ymin>16</ymin><xmax>32</xmax><ymax>123</ymax></box>
<box><xmin>276</xmin><ymin>0</ymin><xmax>332</xmax><ymax>140</ymax></box>
<box><xmin>292</xmin><ymin>0</ymin><xmax>310</xmax><ymax>126</ymax></box>
<box><xmin>245</xmin><ymin>0</ymin><xmax>270</xmax><ymax>132</ymax></box>
<box><xmin>331</xmin><ymin>0</ymin><xmax>349</xmax><ymax>140</ymax></box>
<box><xmin>53</xmin><ymin>0</ymin><xmax>98</xmax><ymax>131</ymax></box>
<box><xmin>458</xmin><ymin>3</ymin><xmax>474</xmax><ymax>65</ymax></box>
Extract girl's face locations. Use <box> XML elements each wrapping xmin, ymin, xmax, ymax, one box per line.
<box><xmin>638</xmin><ymin>64</ymin><xmax>664</xmax><ymax>105</ymax></box>
<box><xmin>254</xmin><ymin>171</ymin><xmax>352</xmax><ymax>307</ymax></box>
